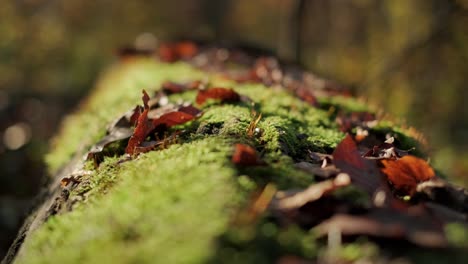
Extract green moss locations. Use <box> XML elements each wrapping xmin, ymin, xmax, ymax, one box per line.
<box><xmin>45</xmin><ymin>60</ymin><xmax>205</xmax><ymax>173</ymax></box>
<box><xmin>17</xmin><ymin>137</ymin><xmax>242</xmax><ymax>264</ymax></box>
<box><xmin>23</xmin><ymin>59</ymin><xmax>439</xmax><ymax>264</ymax></box>
<box><xmin>197</xmin><ymin>105</ymin><xmax>252</xmax><ymax>137</ymax></box>
<box><xmin>71</xmin><ymin>158</ymin><xmax>120</xmax><ymax>199</ymax></box>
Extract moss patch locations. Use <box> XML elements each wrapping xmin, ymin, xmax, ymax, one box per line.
<box><xmin>18</xmin><ymin>58</ymin><xmax>448</xmax><ymax>264</ymax></box>
<box><xmin>17</xmin><ymin>137</ymin><xmax>241</xmax><ymax>264</ymax></box>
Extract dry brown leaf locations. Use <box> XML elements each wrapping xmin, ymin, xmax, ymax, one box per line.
<box><xmin>380</xmin><ymin>155</ymin><xmax>436</xmax><ymax>196</ymax></box>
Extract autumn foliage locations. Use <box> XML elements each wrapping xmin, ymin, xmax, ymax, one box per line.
<box><xmin>381</xmin><ymin>155</ymin><xmax>436</xmax><ymax>195</ymax></box>
<box><xmin>196</xmin><ymin>87</ymin><xmax>241</xmax><ymax>105</ymax></box>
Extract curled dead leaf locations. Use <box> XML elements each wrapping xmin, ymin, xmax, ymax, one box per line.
<box><xmin>196</xmin><ymin>87</ymin><xmax>241</xmax><ymax>105</ymax></box>
<box><xmin>142</xmin><ymin>89</ymin><xmax>150</xmax><ymax>109</ymax></box>
<box><xmin>125</xmin><ymin>90</ymin><xmax>201</xmax><ymax>155</ymax></box>
<box><xmin>380</xmin><ymin>155</ymin><xmax>436</xmax><ymax>196</ymax></box>
<box><xmin>125</xmin><ymin>106</ymin><xmax>153</xmax><ymax>155</ymax></box>
<box><xmin>150</xmin><ymin>105</ymin><xmax>201</xmax><ymax>127</ymax></box>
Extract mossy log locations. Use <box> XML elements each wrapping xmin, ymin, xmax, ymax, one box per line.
<box><xmin>3</xmin><ymin>47</ymin><xmax>467</xmax><ymax>264</ymax></box>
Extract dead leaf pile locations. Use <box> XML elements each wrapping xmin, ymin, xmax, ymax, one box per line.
<box><xmin>265</xmin><ymin>134</ymin><xmax>468</xmax><ymax>248</ymax></box>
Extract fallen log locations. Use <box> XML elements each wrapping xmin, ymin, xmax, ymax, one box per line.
<box><xmin>4</xmin><ymin>42</ymin><xmax>467</xmax><ymax>264</ymax></box>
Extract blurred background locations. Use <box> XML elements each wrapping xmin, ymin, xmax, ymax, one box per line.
<box><xmin>1</xmin><ymin>0</ymin><xmax>467</xmax><ymax>258</ymax></box>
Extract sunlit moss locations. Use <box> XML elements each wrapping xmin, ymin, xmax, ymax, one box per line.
<box><xmin>26</xmin><ymin>58</ymin><xmax>445</xmax><ymax>263</ymax></box>
<box><xmin>45</xmin><ymin>60</ymin><xmax>205</xmax><ymax>173</ymax></box>
<box><xmin>17</xmin><ymin>137</ymin><xmax>242</xmax><ymax>264</ymax></box>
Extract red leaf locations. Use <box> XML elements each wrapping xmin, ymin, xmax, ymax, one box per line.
<box><xmin>125</xmin><ymin>92</ymin><xmax>200</xmax><ymax>156</ymax></box>
<box><xmin>149</xmin><ymin>105</ymin><xmax>201</xmax><ymax>128</ymax></box>
<box><xmin>380</xmin><ymin>155</ymin><xmax>436</xmax><ymax>195</ymax></box>
<box><xmin>125</xmin><ymin>108</ymin><xmax>154</xmax><ymax>155</ymax></box>
<box><xmin>232</xmin><ymin>143</ymin><xmax>262</xmax><ymax>166</ymax></box>
<box><xmin>196</xmin><ymin>87</ymin><xmax>241</xmax><ymax>105</ymax></box>
<box><xmin>125</xmin><ymin>90</ymin><xmax>156</xmax><ymax>155</ymax></box>
<box><xmin>332</xmin><ymin>135</ymin><xmax>386</xmax><ymax>198</ymax></box>
<box><xmin>129</xmin><ymin>105</ymin><xmax>143</xmax><ymax>125</ymax></box>
<box><xmin>142</xmin><ymin>89</ymin><xmax>150</xmax><ymax>109</ymax></box>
